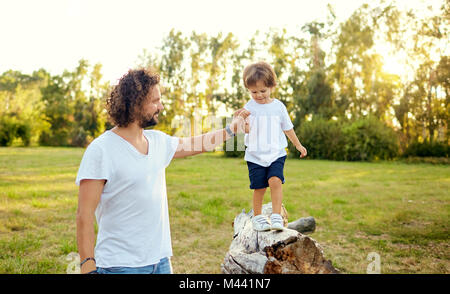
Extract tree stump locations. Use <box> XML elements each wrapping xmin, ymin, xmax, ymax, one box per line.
<box><xmin>221</xmin><ymin>203</ymin><xmax>339</xmax><ymax>274</ymax></box>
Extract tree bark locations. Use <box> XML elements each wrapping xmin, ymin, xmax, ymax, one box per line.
<box><xmin>222</xmin><ymin>203</ymin><xmax>339</xmax><ymax>274</ymax></box>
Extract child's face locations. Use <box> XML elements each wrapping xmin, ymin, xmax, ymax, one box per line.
<box><xmin>247</xmin><ymin>80</ymin><xmax>273</xmax><ymax>104</ymax></box>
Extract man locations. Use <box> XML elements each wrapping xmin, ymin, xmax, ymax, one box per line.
<box><xmin>76</xmin><ymin>68</ymin><xmax>249</xmax><ymax>274</ymax></box>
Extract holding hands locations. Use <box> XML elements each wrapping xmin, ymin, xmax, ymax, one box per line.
<box><xmin>230</xmin><ymin>108</ymin><xmax>251</xmax><ymax>134</ymax></box>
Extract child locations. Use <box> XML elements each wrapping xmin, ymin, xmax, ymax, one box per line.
<box><xmin>242</xmin><ymin>61</ymin><xmax>307</xmax><ymax>231</ymax></box>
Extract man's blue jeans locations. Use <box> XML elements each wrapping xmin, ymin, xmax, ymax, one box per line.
<box><xmin>95</xmin><ymin>257</ymin><xmax>172</xmax><ymax>274</ymax></box>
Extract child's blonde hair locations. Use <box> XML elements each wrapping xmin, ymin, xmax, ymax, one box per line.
<box><xmin>242</xmin><ymin>61</ymin><xmax>277</xmax><ymax>89</ymax></box>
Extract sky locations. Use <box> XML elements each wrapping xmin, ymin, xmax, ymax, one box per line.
<box><xmin>0</xmin><ymin>0</ymin><xmax>444</xmax><ymax>84</ymax></box>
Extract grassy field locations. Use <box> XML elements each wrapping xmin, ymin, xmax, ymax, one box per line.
<box><xmin>0</xmin><ymin>147</ymin><xmax>449</xmax><ymax>274</ymax></box>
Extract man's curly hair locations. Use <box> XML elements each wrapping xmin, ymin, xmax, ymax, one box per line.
<box><xmin>106</xmin><ymin>68</ymin><xmax>160</xmax><ymax>127</ymax></box>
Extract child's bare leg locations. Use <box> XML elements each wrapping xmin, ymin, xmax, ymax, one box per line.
<box><xmin>268</xmin><ymin>177</ymin><xmax>283</xmax><ymax>214</ymax></box>
<box><xmin>253</xmin><ymin>188</ymin><xmax>266</xmax><ymax>216</ymax></box>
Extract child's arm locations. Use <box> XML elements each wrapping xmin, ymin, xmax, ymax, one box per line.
<box><xmin>284</xmin><ymin>129</ymin><xmax>307</xmax><ymax>158</ymax></box>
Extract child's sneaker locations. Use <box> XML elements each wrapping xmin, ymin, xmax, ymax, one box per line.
<box><xmin>270</xmin><ymin>213</ymin><xmax>284</xmax><ymax>231</ymax></box>
<box><xmin>252</xmin><ymin>214</ymin><xmax>271</xmax><ymax>231</ymax></box>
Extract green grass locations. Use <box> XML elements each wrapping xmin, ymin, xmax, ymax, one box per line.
<box><xmin>0</xmin><ymin>147</ymin><xmax>449</xmax><ymax>273</ymax></box>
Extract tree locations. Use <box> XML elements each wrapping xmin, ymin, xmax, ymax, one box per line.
<box><xmin>40</xmin><ymin>60</ymin><xmax>108</xmax><ymax>146</ymax></box>
<box><xmin>298</xmin><ymin>22</ymin><xmax>334</xmax><ymax>122</ymax></box>
<box><xmin>389</xmin><ymin>2</ymin><xmax>449</xmax><ymax>144</ymax></box>
<box><xmin>331</xmin><ymin>4</ymin><xmax>377</xmax><ymax>119</ymax></box>
<box><xmin>39</xmin><ymin>73</ymin><xmax>73</xmax><ymax>146</ymax></box>
<box><xmin>219</xmin><ymin>33</ymin><xmax>259</xmax><ymax>110</ymax></box>
<box><xmin>206</xmin><ymin>32</ymin><xmax>238</xmax><ymax>116</ymax></box>
<box><xmin>0</xmin><ymin>69</ymin><xmax>49</xmax><ymax>146</ymax></box>
<box><xmin>72</xmin><ymin>62</ymin><xmax>109</xmax><ymax>146</ymax></box>
<box><xmin>157</xmin><ymin>29</ymin><xmax>190</xmax><ymax>135</ymax></box>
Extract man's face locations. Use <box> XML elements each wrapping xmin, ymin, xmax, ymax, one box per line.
<box><xmin>138</xmin><ymin>85</ymin><xmax>164</xmax><ymax>128</ymax></box>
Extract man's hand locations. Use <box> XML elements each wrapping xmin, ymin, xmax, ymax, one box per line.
<box><xmin>230</xmin><ymin>108</ymin><xmax>251</xmax><ymax>134</ymax></box>
<box><xmin>296</xmin><ymin>144</ymin><xmax>307</xmax><ymax>158</ymax></box>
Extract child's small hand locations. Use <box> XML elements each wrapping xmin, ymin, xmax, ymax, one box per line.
<box><xmin>296</xmin><ymin>144</ymin><xmax>307</xmax><ymax>158</ymax></box>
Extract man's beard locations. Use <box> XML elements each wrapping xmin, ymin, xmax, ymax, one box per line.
<box><xmin>139</xmin><ymin>112</ymin><xmax>159</xmax><ymax>128</ymax></box>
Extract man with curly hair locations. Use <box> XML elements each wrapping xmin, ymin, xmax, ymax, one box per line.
<box><xmin>75</xmin><ymin>68</ymin><xmax>249</xmax><ymax>274</ymax></box>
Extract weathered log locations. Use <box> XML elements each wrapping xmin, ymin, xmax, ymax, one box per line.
<box><xmin>222</xmin><ymin>203</ymin><xmax>339</xmax><ymax>274</ymax></box>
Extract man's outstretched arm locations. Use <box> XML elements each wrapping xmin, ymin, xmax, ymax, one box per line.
<box><xmin>173</xmin><ymin>109</ymin><xmax>250</xmax><ymax>158</ymax></box>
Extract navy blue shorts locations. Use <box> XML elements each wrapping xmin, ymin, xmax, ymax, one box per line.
<box><xmin>246</xmin><ymin>156</ymin><xmax>286</xmax><ymax>189</ymax></box>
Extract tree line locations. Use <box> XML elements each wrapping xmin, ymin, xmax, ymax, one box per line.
<box><xmin>0</xmin><ymin>1</ymin><xmax>448</xmax><ymax>160</ymax></box>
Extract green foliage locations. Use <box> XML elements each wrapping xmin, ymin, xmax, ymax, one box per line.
<box><xmin>403</xmin><ymin>141</ymin><xmax>449</xmax><ymax>158</ymax></box>
<box><xmin>0</xmin><ymin>116</ymin><xmax>17</xmax><ymax>146</ymax></box>
<box><xmin>0</xmin><ymin>69</ymin><xmax>49</xmax><ymax>146</ymax></box>
<box><xmin>0</xmin><ymin>115</ymin><xmax>32</xmax><ymax>146</ymax></box>
<box><xmin>289</xmin><ymin>118</ymin><xmax>346</xmax><ymax>160</ymax></box>
<box><xmin>39</xmin><ymin>74</ymin><xmax>72</xmax><ymax>146</ymax></box>
<box><xmin>37</xmin><ymin>60</ymin><xmax>108</xmax><ymax>147</ymax></box>
<box><xmin>38</xmin><ymin>128</ymin><xmax>70</xmax><ymax>147</ymax></box>
<box><xmin>295</xmin><ymin>69</ymin><xmax>334</xmax><ymax>124</ymax></box>
<box><xmin>342</xmin><ymin>117</ymin><xmax>399</xmax><ymax>161</ymax></box>
<box><xmin>289</xmin><ymin>117</ymin><xmax>399</xmax><ymax>161</ymax></box>
<box><xmin>15</xmin><ymin>122</ymin><xmax>32</xmax><ymax>146</ymax></box>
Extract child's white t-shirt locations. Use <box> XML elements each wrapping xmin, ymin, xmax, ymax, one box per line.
<box><xmin>75</xmin><ymin>129</ymin><xmax>179</xmax><ymax>268</ymax></box>
<box><xmin>244</xmin><ymin>98</ymin><xmax>294</xmax><ymax>167</ymax></box>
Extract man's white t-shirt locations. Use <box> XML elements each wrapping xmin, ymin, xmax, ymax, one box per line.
<box><xmin>244</xmin><ymin>98</ymin><xmax>294</xmax><ymax>167</ymax></box>
<box><xmin>75</xmin><ymin>129</ymin><xmax>179</xmax><ymax>268</ymax></box>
